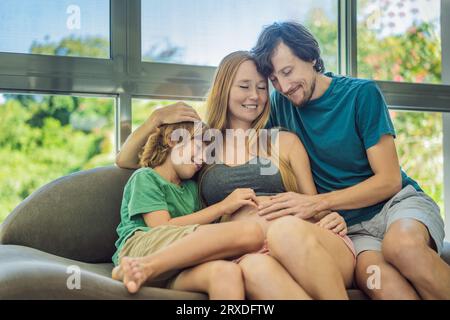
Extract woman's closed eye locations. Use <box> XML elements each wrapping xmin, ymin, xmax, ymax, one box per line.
<box><xmin>239</xmin><ymin>85</ymin><xmax>266</xmax><ymax>90</ymax></box>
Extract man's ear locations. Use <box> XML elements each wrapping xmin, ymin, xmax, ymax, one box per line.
<box><xmin>312</xmin><ymin>59</ymin><xmax>317</xmax><ymax>66</ymax></box>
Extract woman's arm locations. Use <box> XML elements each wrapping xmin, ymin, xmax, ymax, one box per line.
<box><xmin>277</xmin><ymin>132</ymin><xmax>333</xmax><ymax>222</ymax></box>
<box><xmin>258</xmin><ymin>131</ymin><xmax>341</xmax><ymax>224</ymax></box>
<box><xmin>280</xmin><ymin>131</ymin><xmax>317</xmax><ymax>195</ymax></box>
<box><xmin>115</xmin><ymin>102</ymin><xmax>201</xmax><ymax>169</ymax></box>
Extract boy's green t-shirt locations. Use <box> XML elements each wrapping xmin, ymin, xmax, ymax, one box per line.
<box><xmin>112</xmin><ymin>167</ymin><xmax>200</xmax><ymax>265</ymax></box>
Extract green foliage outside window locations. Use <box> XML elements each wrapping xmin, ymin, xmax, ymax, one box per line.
<box><xmin>355</xmin><ymin>1</ymin><xmax>444</xmax><ymax>215</ymax></box>
<box><xmin>0</xmin><ymin>94</ymin><xmax>115</xmax><ymax>222</ymax></box>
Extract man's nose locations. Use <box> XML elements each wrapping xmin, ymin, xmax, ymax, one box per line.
<box><xmin>279</xmin><ymin>79</ymin><xmax>291</xmax><ymax>94</ymax></box>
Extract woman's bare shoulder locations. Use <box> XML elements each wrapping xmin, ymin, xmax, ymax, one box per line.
<box><xmin>277</xmin><ymin>130</ymin><xmax>299</xmax><ymax>142</ymax></box>
<box><xmin>267</xmin><ymin>130</ymin><xmax>302</xmax><ymax>161</ymax></box>
<box><xmin>276</xmin><ymin>131</ymin><xmax>302</xmax><ymax>150</ymax></box>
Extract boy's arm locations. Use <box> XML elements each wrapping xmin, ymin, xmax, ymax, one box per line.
<box><xmin>143</xmin><ymin>188</ymin><xmax>259</xmax><ymax>227</ymax></box>
<box><xmin>116</xmin><ymin>102</ymin><xmax>201</xmax><ymax>169</ymax></box>
<box><xmin>143</xmin><ymin>202</ymin><xmax>227</xmax><ymax>228</ymax></box>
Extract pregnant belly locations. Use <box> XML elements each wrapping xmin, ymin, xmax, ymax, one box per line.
<box><xmin>226</xmin><ymin>195</ymin><xmax>275</xmax><ymax>235</ymax></box>
<box><xmin>224</xmin><ymin>195</ymin><xmax>317</xmax><ymax>235</ymax></box>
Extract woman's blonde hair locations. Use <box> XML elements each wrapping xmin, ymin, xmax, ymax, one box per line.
<box><xmin>199</xmin><ymin>51</ymin><xmax>299</xmax><ymax>204</ymax></box>
<box><xmin>139</xmin><ymin>121</ymin><xmax>205</xmax><ymax>168</ymax></box>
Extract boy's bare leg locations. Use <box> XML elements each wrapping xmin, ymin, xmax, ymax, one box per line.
<box><xmin>170</xmin><ymin>260</ymin><xmax>245</xmax><ymax>300</ymax></box>
<box><xmin>115</xmin><ymin>220</ymin><xmax>264</xmax><ymax>293</ymax></box>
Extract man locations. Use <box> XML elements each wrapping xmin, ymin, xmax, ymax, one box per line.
<box><xmin>252</xmin><ymin>21</ymin><xmax>449</xmax><ymax>299</ymax></box>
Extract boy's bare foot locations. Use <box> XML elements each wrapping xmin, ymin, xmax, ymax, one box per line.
<box><xmin>112</xmin><ymin>266</ymin><xmax>124</xmax><ymax>281</ymax></box>
<box><xmin>121</xmin><ymin>256</ymin><xmax>158</xmax><ymax>294</ymax></box>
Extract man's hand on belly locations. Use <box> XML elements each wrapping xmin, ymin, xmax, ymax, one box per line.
<box><xmin>257</xmin><ymin>192</ymin><xmax>330</xmax><ymax>220</ymax></box>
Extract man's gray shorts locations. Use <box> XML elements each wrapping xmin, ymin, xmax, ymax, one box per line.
<box><xmin>347</xmin><ymin>185</ymin><xmax>445</xmax><ymax>256</ymax></box>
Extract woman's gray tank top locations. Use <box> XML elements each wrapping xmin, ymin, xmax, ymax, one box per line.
<box><xmin>200</xmin><ymin>156</ymin><xmax>286</xmax><ymax>206</ymax></box>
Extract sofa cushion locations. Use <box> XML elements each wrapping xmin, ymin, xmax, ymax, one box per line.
<box><xmin>0</xmin><ymin>166</ymin><xmax>134</xmax><ymax>263</ymax></box>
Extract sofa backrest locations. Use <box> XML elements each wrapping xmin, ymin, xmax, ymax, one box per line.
<box><xmin>0</xmin><ymin>166</ymin><xmax>135</xmax><ymax>263</ymax></box>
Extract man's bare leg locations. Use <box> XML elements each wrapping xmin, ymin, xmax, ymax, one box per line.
<box><xmin>382</xmin><ymin>218</ymin><xmax>450</xmax><ymax>299</ymax></box>
<box><xmin>355</xmin><ymin>250</ymin><xmax>420</xmax><ymax>299</ymax></box>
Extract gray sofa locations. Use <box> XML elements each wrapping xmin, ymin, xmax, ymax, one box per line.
<box><xmin>0</xmin><ymin>166</ymin><xmax>448</xmax><ymax>299</ymax></box>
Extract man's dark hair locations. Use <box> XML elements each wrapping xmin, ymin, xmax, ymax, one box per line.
<box><xmin>251</xmin><ymin>21</ymin><xmax>325</xmax><ymax>77</ymax></box>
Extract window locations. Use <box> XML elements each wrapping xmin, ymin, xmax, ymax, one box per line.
<box><xmin>0</xmin><ymin>0</ymin><xmax>448</xmax><ymax>238</ymax></box>
<box><xmin>141</xmin><ymin>0</ymin><xmax>338</xmax><ymax>71</ymax></box>
<box><xmin>0</xmin><ymin>93</ymin><xmax>115</xmax><ymax>222</ymax></box>
<box><xmin>391</xmin><ymin>109</ymin><xmax>444</xmax><ymax>216</ymax></box>
<box><xmin>0</xmin><ymin>0</ymin><xmax>110</xmax><ymax>59</ymax></box>
<box><xmin>357</xmin><ymin>0</ymin><xmax>442</xmax><ymax>84</ymax></box>
<box><xmin>132</xmin><ymin>99</ymin><xmax>205</xmax><ymax>132</ymax></box>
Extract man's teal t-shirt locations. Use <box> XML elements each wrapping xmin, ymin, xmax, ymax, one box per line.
<box><xmin>112</xmin><ymin>167</ymin><xmax>200</xmax><ymax>265</ymax></box>
<box><xmin>267</xmin><ymin>72</ymin><xmax>421</xmax><ymax>226</ymax></box>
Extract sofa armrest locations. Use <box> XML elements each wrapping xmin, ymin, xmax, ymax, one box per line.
<box><xmin>0</xmin><ymin>244</ymin><xmax>207</xmax><ymax>300</ymax></box>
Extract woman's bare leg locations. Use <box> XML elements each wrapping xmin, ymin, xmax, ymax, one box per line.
<box><xmin>114</xmin><ymin>220</ymin><xmax>264</xmax><ymax>293</ymax></box>
<box><xmin>266</xmin><ymin>216</ymin><xmax>355</xmax><ymax>300</ymax></box>
<box><xmin>170</xmin><ymin>260</ymin><xmax>245</xmax><ymax>300</ymax></box>
<box><xmin>239</xmin><ymin>254</ymin><xmax>311</xmax><ymax>299</ymax></box>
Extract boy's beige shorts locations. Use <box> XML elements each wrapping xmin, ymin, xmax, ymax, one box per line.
<box><xmin>118</xmin><ymin>224</ymin><xmax>200</xmax><ymax>288</ymax></box>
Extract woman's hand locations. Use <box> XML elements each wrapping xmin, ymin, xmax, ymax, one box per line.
<box><xmin>149</xmin><ymin>101</ymin><xmax>201</xmax><ymax>127</ymax></box>
<box><xmin>316</xmin><ymin>212</ymin><xmax>347</xmax><ymax>236</ymax></box>
<box><xmin>220</xmin><ymin>188</ymin><xmax>259</xmax><ymax>216</ymax></box>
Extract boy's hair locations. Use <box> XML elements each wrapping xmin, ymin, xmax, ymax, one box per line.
<box><xmin>139</xmin><ymin>121</ymin><xmax>206</xmax><ymax>168</ymax></box>
<box><xmin>251</xmin><ymin>21</ymin><xmax>325</xmax><ymax>78</ymax></box>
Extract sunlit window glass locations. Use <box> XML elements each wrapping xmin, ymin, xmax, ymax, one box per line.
<box><xmin>357</xmin><ymin>0</ymin><xmax>441</xmax><ymax>84</ymax></box>
<box><xmin>141</xmin><ymin>0</ymin><xmax>338</xmax><ymax>71</ymax></box>
<box><xmin>0</xmin><ymin>0</ymin><xmax>110</xmax><ymax>59</ymax></box>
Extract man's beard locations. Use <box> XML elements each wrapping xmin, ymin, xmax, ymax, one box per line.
<box><xmin>293</xmin><ymin>77</ymin><xmax>316</xmax><ymax>108</ymax></box>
